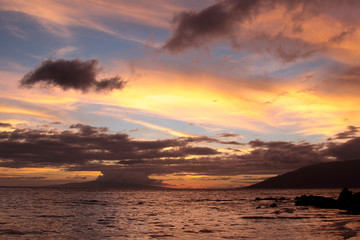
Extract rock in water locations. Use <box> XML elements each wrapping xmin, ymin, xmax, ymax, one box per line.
<box><xmin>338</xmin><ymin>187</ymin><xmax>352</xmax><ymax>203</ymax></box>
<box><xmin>295</xmin><ymin>195</ymin><xmax>339</xmax><ymax>209</ymax></box>
<box><xmin>295</xmin><ymin>188</ymin><xmax>360</xmax><ymax>214</ymax></box>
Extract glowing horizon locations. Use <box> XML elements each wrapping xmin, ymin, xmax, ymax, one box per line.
<box><xmin>1</xmin><ymin>0</ymin><xmax>360</xmax><ymax>188</ymax></box>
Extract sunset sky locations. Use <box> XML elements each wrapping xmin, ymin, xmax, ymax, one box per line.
<box><xmin>1</xmin><ymin>0</ymin><xmax>360</xmax><ymax>188</ymax></box>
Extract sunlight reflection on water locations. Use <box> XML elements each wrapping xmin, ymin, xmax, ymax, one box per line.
<box><xmin>0</xmin><ymin>188</ymin><xmax>360</xmax><ymax>239</ymax></box>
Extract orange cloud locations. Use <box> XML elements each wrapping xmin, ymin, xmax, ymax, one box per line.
<box><xmin>151</xmin><ymin>173</ymin><xmax>277</xmax><ymax>189</ymax></box>
<box><xmin>0</xmin><ymin>105</ymin><xmax>53</xmax><ymax>119</ymax></box>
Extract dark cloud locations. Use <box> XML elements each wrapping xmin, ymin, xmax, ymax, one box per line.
<box><xmin>94</xmin><ymin>76</ymin><xmax>126</xmax><ymax>92</ymax></box>
<box><xmin>70</xmin><ymin>123</ymin><xmax>109</xmax><ymax>136</ymax></box>
<box><xmin>245</xmin><ymin>139</ymin><xmax>326</xmax><ymax>171</ymax></box>
<box><xmin>184</xmin><ymin>135</ymin><xmax>244</xmax><ymax>145</ymax></box>
<box><xmin>0</xmin><ymin>125</ymin><xmax>222</xmax><ymax>169</ymax></box>
<box><xmin>163</xmin><ymin>0</ymin><xmax>262</xmax><ymax>52</ymax></box>
<box><xmin>163</xmin><ymin>0</ymin><xmax>355</xmax><ymax>62</ymax></box>
<box><xmin>328</xmin><ymin>27</ymin><xmax>356</xmax><ymax>45</ymax></box>
<box><xmin>96</xmin><ymin>169</ymin><xmax>162</xmax><ymax>186</ymax></box>
<box><xmin>217</xmin><ymin>132</ymin><xmax>243</xmax><ymax>138</ymax></box>
<box><xmin>178</xmin><ymin>146</ymin><xmax>219</xmax><ymax>155</ymax></box>
<box><xmin>20</xmin><ymin>59</ymin><xmax>126</xmax><ymax>93</ymax></box>
<box><xmin>328</xmin><ymin>126</ymin><xmax>359</xmax><ymax>140</ymax></box>
<box><xmin>327</xmin><ymin>137</ymin><xmax>360</xmax><ymax>161</ymax></box>
<box><xmin>0</xmin><ymin>123</ymin><xmax>12</xmax><ymax>128</ymax></box>
<box><xmin>1</xmin><ymin>124</ymin><xmax>359</xmax><ymax>186</ymax></box>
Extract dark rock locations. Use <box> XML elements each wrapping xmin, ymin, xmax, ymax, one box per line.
<box><xmin>295</xmin><ymin>188</ymin><xmax>360</xmax><ymax>215</ymax></box>
<box><xmin>295</xmin><ymin>195</ymin><xmax>339</xmax><ymax>208</ymax></box>
<box><xmin>353</xmin><ymin>192</ymin><xmax>360</xmax><ymax>201</ymax></box>
<box><xmin>337</xmin><ymin>188</ymin><xmax>360</xmax><ymax>214</ymax></box>
<box><xmin>345</xmin><ymin>208</ymin><xmax>360</xmax><ymax>215</ymax></box>
<box><xmin>338</xmin><ymin>187</ymin><xmax>352</xmax><ymax>202</ymax></box>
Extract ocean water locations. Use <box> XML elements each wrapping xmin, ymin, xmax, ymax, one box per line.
<box><xmin>0</xmin><ymin>188</ymin><xmax>360</xmax><ymax>239</ymax></box>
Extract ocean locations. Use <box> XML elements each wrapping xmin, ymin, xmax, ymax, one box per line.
<box><xmin>0</xmin><ymin>188</ymin><xmax>359</xmax><ymax>239</ymax></box>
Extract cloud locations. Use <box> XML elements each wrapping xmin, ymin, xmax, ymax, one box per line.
<box><xmin>269</xmin><ymin>34</ymin><xmax>323</xmax><ymax>62</ymax></box>
<box><xmin>51</xmin><ymin>46</ymin><xmax>78</xmax><ymax>58</ymax></box>
<box><xmin>217</xmin><ymin>132</ymin><xmax>243</xmax><ymax>138</ymax></box>
<box><xmin>178</xmin><ymin>146</ymin><xmax>219</xmax><ymax>155</ymax></box>
<box><xmin>20</xmin><ymin>59</ymin><xmax>126</xmax><ymax>93</ymax></box>
<box><xmin>0</xmin><ymin>125</ymin><xmax>222</xmax><ymax>169</ymax></box>
<box><xmin>328</xmin><ymin>28</ymin><xmax>356</xmax><ymax>45</ymax></box>
<box><xmin>184</xmin><ymin>136</ymin><xmax>244</xmax><ymax>145</ymax></box>
<box><xmin>0</xmin><ymin>122</ymin><xmax>12</xmax><ymax>128</ymax></box>
<box><xmin>244</xmin><ymin>139</ymin><xmax>326</xmax><ymax>171</ymax></box>
<box><xmin>328</xmin><ymin>126</ymin><xmax>359</xmax><ymax>140</ymax></box>
<box><xmin>0</xmin><ymin>124</ymin><xmax>315</xmax><ymax>177</ymax></box>
<box><xmin>0</xmin><ymin>0</ymin><xmax>187</xmax><ymax>43</ymax></box>
<box><xmin>321</xmin><ymin>65</ymin><xmax>360</xmax><ymax>96</ymax></box>
<box><xmin>69</xmin><ymin>123</ymin><xmax>109</xmax><ymax>136</ymax></box>
<box><xmin>163</xmin><ymin>0</ymin><xmax>357</xmax><ymax>62</ymax></box>
<box><xmin>96</xmin><ymin>169</ymin><xmax>163</xmax><ymax>186</ymax></box>
<box><xmin>1</xmin><ymin>124</ymin><xmax>359</xmax><ymax>187</ymax></box>
<box><xmin>327</xmin><ymin>137</ymin><xmax>360</xmax><ymax>160</ymax></box>
<box><xmin>163</xmin><ymin>0</ymin><xmax>261</xmax><ymax>52</ymax></box>
<box><xmin>4</xmin><ymin>24</ymin><xmax>28</xmax><ymax>40</ymax></box>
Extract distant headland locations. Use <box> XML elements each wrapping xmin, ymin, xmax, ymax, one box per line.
<box><xmin>246</xmin><ymin>159</ymin><xmax>360</xmax><ymax>189</ymax></box>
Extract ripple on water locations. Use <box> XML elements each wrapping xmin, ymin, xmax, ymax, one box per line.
<box><xmin>71</xmin><ymin>199</ymin><xmax>108</xmax><ymax>206</ymax></box>
<box><xmin>1</xmin><ymin>188</ymin><xmax>360</xmax><ymax>239</ymax></box>
<box><xmin>38</xmin><ymin>214</ymin><xmax>75</xmax><ymax>218</ymax></box>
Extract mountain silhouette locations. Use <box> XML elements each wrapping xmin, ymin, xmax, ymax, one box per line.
<box><xmin>247</xmin><ymin>159</ymin><xmax>360</xmax><ymax>188</ymax></box>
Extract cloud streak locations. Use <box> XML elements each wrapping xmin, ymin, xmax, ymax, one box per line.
<box><xmin>20</xmin><ymin>59</ymin><xmax>126</xmax><ymax>93</ymax></box>
<box><xmin>0</xmin><ymin>0</ymin><xmax>188</xmax><ymax>43</ymax></box>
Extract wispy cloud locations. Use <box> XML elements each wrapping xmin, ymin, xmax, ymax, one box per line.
<box><xmin>51</xmin><ymin>46</ymin><xmax>78</xmax><ymax>58</ymax></box>
<box><xmin>0</xmin><ymin>0</ymin><xmax>187</xmax><ymax>42</ymax></box>
<box><xmin>123</xmin><ymin>118</ymin><xmax>194</xmax><ymax>137</ymax></box>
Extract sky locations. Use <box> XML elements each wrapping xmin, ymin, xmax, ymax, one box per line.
<box><xmin>1</xmin><ymin>0</ymin><xmax>360</xmax><ymax>189</ymax></box>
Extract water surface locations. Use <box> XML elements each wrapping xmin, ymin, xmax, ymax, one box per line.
<box><xmin>1</xmin><ymin>188</ymin><xmax>359</xmax><ymax>239</ymax></box>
